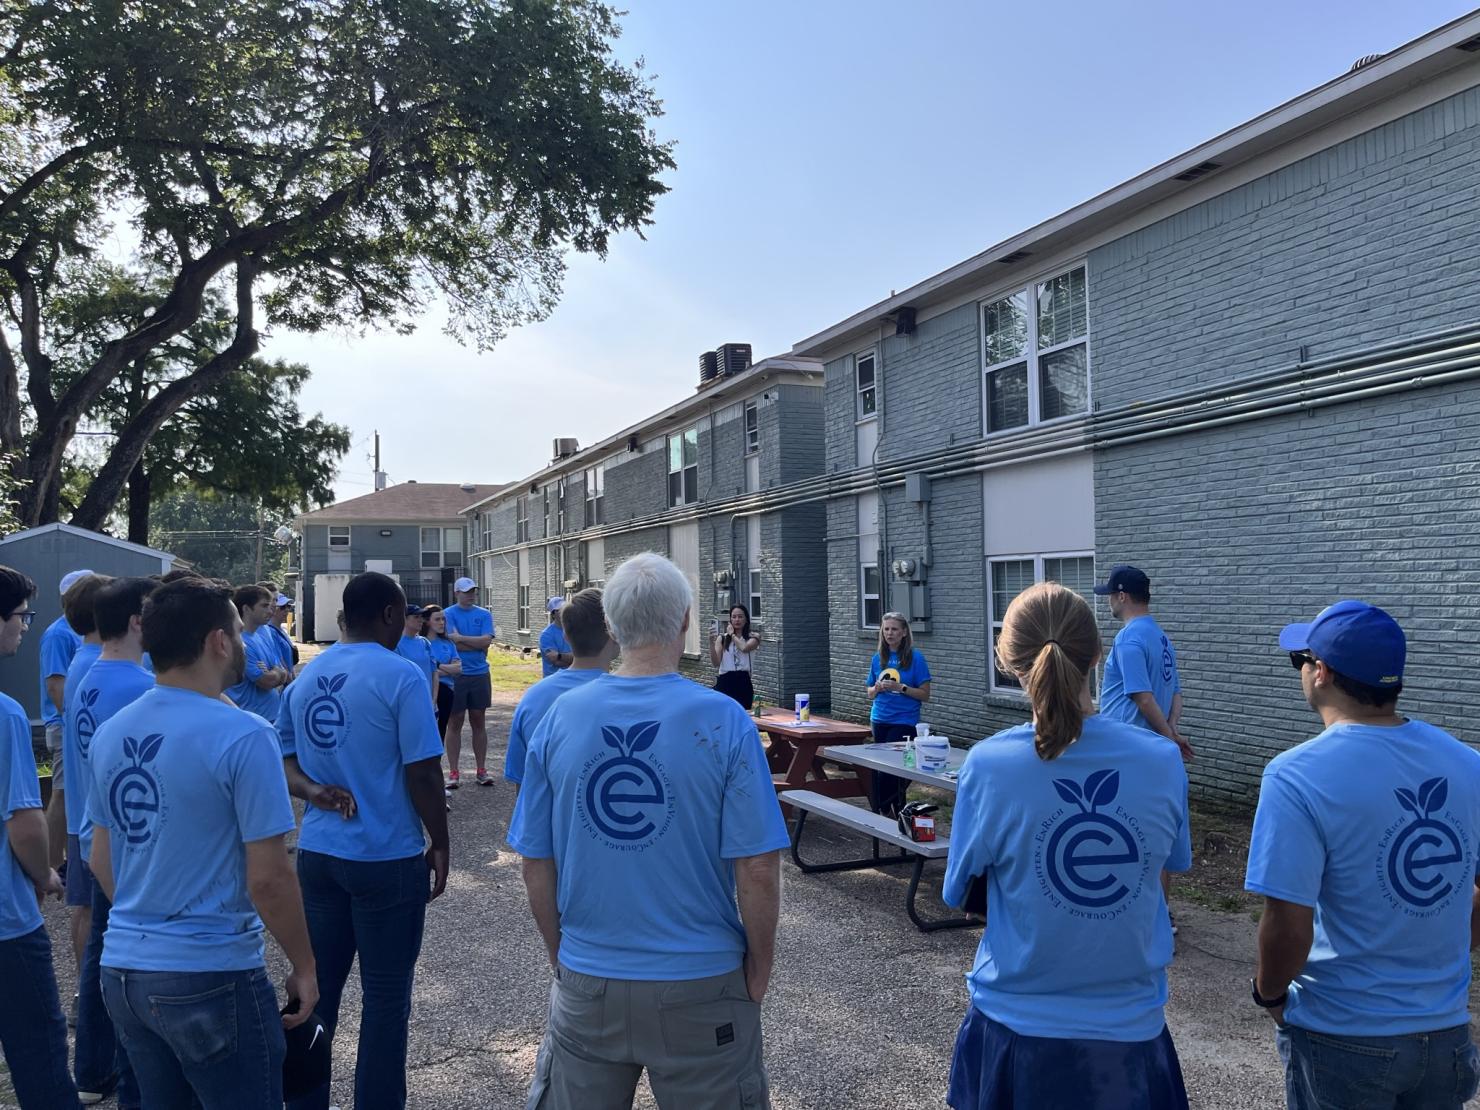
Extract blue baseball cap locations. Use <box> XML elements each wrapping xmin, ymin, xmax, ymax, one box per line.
<box><xmin>1278</xmin><ymin>600</ymin><xmax>1405</xmax><ymax>688</ymax></box>
<box><xmin>1093</xmin><ymin>565</ymin><xmax>1150</xmax><ymax>596</ymax></box>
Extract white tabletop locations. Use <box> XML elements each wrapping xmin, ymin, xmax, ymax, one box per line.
<box><xmin>821</xmin><ymin>742</ymin><xmax>965</xmax><ymax>792</ymax></box>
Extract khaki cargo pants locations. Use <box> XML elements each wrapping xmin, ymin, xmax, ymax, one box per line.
<box><xmin>527</xmin><ymin>964</ymin><xmax>770</xmax><ymax>1109</ymax></box>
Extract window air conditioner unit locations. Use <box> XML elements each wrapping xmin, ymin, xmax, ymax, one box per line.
<box><xmin>563</xmin><ymin>578</ymin><xmax>581</xmax><ymax>591</ymax></box>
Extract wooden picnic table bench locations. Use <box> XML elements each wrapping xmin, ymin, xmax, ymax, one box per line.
<box><xmin>780</xmin><ymin>786</ymin><xmax>978</xmax><ymax>933</ymax></box>
<box><xmin>755</xmin><ymin>710</ymin><xmax>872</xmax><ymax>800</ymax></box>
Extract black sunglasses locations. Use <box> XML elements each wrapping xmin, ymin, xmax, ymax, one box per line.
<box><xmin>6</xmin><ymin>610</ymin><xmax>34</xmax><ymax>628</ymax></box>
<box><xmin>1289</xmin><ymin>651</ymin><xmax>1316</xmax><ymax>672</ymax></box>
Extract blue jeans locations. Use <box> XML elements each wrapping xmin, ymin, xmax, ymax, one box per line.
<box><xmin>288</xmin><ymin>850</ymin><xmax>428</xmax><ymax>1110</ymax></box>
<box><xmin>1277</xmin><ymin>1022</ymin><xmax>1480</xmax><ymax>1109</ymax></box>
<box><xmin>0</xmin><ymin>926</ymin><xmax>81</xmax><ymax>1108</ymax></box>
<box><xmin>101</xmin><ymin>966</ymin><xmax>285</xmax><ymax>1110</ymax></box>
<box><xmin>78</xmin><ymin>884</ymin><xmax>139</xmax><ymax>1105</ymax></box>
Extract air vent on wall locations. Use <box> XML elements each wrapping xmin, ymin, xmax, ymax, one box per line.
<box><xmin>1457</xmin><ymin>34</ymin><xmax>1480</xmax><ymax>53</ymax></box>
<box><xmin>998</xmin><ymin>249</ymin><xmax>1032</xmax><ymax>265</ymax></box>
<box><xmin>1173</xmin><ymin>160</ymin><xmax>1222</xmax><ymax>183</ymax></box>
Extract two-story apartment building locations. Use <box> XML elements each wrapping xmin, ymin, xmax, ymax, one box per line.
<box><xmin>463</xmin><ymin>354</ymin><xmax>832</xmax><ymax>706</ymax></box>
<box><xmin>793</xmin><ymin>12</ymin><xmax>1480</xmax><ymax>805</ymax></box>
<box><xmin>293</xmin><ymin>481</ymin><xmax>503</xmax><ymax>641</ymax></box>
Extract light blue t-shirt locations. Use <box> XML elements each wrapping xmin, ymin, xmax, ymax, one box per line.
<box><xmin>259</xmin><ymin>624</ymin><xmax>294</xmax><ymax>671</ymax></box>
<box><xmin>508</xmin><ymin>673</ymin><xmax>790</xmax><ymax>980</ymax></box>
<box><xmin>429</xmin><ymin>637</ymin><xmax>458</xmax><ymax>689</ymax></box>
<box><xmin>538</xmin><ymin>621</ymin><xmax>571</xmax><ymax>679</ymax></box>
<box><xmin>1245</xmin><ymin>718</ymin><xmax>1480</xmax><ymax>1036</ymax></box>
<box><xmin>1099</xmin><ymin>616</ymin><xmax>1180</xmax><ymax>731</ymax></box>
<box><xmin>39</xmin><ymin>616</ymin><xmax>81</xmax><ymax>727</ymax></box>
<box><xmin>227</xmin><ymin>629</ymin><xmax>282</xmax><ymax>723</ymax></box>
<box><xmin>86</xmin><ymin>687</ymin><xmax>294</xmax><ymax>972</ymax></box>
<box><xmin>443</xmin><ymin>604</ymin><xmax>493</xmax><ymax>676</ymax></box>
<box><xmin>868</xmin><ymin>650</ymin><xmax>931</xmax><ymax>726</ymax></box>
<box><xmin>943</xmin><ymin>715</ymin><xmax>1192</xmax><ymax>1041</ymax></box>
<box><xmin>504</xmin><ymin>667</ymin><xmax>604</xmax><ymax>784</ymax></box>
<box><xmin>69</xmin><ymin>659</ymin><xmax>154</xmax><ymax>861</ymax></box>
<box><xmin>61</xmin><ymin>641</ymin><xmax>103</xmax><ymax>837</ymax></box>
<box><xmin>396</xmin><ymin>634</ymin><xmax>436</xmax><ymax>692</ymax></box>
<box><xmin>0</xmin><ymin>692</ymin><xmax>43</xmax><ymax>942</ymax></box>
<box><xmin>277</xmin><ymin>642</ymin><xmax>444</xmax><ymax>862</ymax></box>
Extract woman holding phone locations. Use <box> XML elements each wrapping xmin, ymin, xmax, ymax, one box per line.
<box><xmin>710</xmin><ymin>604</ymin><xmax>759</xmax><ymax>709</ymax></box>
<box><xmin>866</xmin><ymin>611</ymin><xmax>931</xmax><ymax>816</ymax></box>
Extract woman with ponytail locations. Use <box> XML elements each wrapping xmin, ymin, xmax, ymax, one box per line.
<box><xmin>942</xmin><ymin>581</ymin><xmax>1193</xmax><ymax>1110</ymax></box>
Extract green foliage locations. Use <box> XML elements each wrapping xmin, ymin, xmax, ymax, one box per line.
<box><xmin>0</xmin><ymin>0</ymin><xmax>673</xmax><ymax>525</ymax></box>
<box><xmin>149</xmin><ymin>488</ymin><xmax>290</xmax><ymax>585</ymax></box>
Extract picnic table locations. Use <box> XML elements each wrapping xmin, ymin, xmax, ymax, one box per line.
<box><xmin>780</xmin><ymin>741</ymin><xmax>976</xmax><ymax>932</ymax></box>
<box><xmin>755</xmin><ymin>710</ymin><xmax>872</xmax><ymax>799</ymax></box>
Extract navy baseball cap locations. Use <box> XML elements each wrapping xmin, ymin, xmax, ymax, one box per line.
<box><xmin>1093</xmin><ymin>565</ymin><xmax>1150</xmax><ymax>596</ymax></box>
<box><xmin>405</xmin><ymin>604</ymin><xmax>425</xmax><ymax>616</ymax></box>
<box><xmin>1278</xmin><ymin>599</ymin><xmax>1406</xmax><ymax>688</ymax></box>
<box><xmin>282</xmin><ymin>1007</ymin><xmax>331</xmax><ymax>1099</ymax></box>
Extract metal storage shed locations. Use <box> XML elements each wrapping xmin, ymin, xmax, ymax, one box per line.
<box><xmin>0</xmin><ymin>524</ymin><xmax>175</xmax><ymax>722</ymax></box>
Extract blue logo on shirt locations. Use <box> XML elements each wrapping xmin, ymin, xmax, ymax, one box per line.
<box><xmin>108</xmin><ymin>733</ymin><xmax>164</xmax><ymax>846</ymax></box>
<box><xmin>1038</xmin><ymin>770</ymin><xmax>1148</xmax><ymax>915</ymax></box>
<box><xmin>1383</xmin><ymin>777</ymin><xmax>1466</xmax><ymax>912</ymax></box>
<box><xmin>1160</xmin><ymin>636</ymin><xmax>1174</xmax><ymax>683</ymax></box>
<box><xmin>305</xmin><ymin>674</ymin><xmax>349</xmax><ymax>750</ymax></box>
<box><xmin>76</xmin><ymin>687</ymin><xmax>99</xmax><ymax>759</ymax></box>
<box><xmin>579</xmin><ymin>722</ymin><xmax>675</xmax><ymax>849</ymax></box>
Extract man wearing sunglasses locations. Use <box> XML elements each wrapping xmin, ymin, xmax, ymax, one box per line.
<box><xmin>0</xmin><ymin>565</ymin><xmax>82</xmax><ymax>1107</ymax></box>
<box><xmin>1246</xmin><ymin>600</ymin><xmax>1480</xmax><ymax>1109</ymax></box>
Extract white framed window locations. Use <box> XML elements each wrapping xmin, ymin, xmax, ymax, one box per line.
<box><xmin>584</xmin><ymin>463</ymin><xmax>605</xmax><ymax>526</ymax></box>
<box><xmin>556</xmin><ymin>479</ymin><xmax>566</xmax><ymax>535</ymax></box>
<box><xmin>856</xmin><ymin>350</ymin><xmax>877</xmax><ymax>420</ymax></box>
<box><xmin>420</xmin><ymin>527</ymin><xmax>462</xmax><ymax>569</ymax></box>
<box><xmin>982</xmin><ymin>264</ymin><xmax>1089</xmax><ymax>434</ymax></box>
<box><xmin>584</xmin><ymin>536</ymin><xmax>605</xmax><ymax>588</ymax></box>
<box><xmin>667</xmin><ymin>426</ymin><xmax>698</xmax><ymax>507</ymax></box>
<box><xmin>749</xmin><ymin>568</ymin><xmax>762</xmax><ymax>619</ymax></box>
<box><xmin>517</xmin><ymin>549</ymin><xmax>531</xmax><ymax>632</ymax></box>
<box><xmin>988</xmin><ymin>552</ymin><xmax>1095</xmax><ymax>692</ymax></box>
<box><xmin>479</xmin><ymin>511</ymin><xmax>492</xmax><ymax>554</ymax></box>
<box><xmin>515</xmin><ymin>496</ymin><xmax>529</xmax><ymax>543</ymax></box>
<box><xmin>857</xmin><ymin>491</ymin><xmax>881</xmax><ymax>628</ymax></box>
<box><xmin>744</xmin><ymin>400</ymin><xmax>760</xmax><ymax>454</ymax></box>
<box><xmin>328</xmin><ymin>525</ymin><xmax>350</xmax><ymax>549</ymax></box>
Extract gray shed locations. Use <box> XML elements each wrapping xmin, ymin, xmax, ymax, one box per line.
<box><xmin>0</xmin><ymin>524</ymin><xmax>175</xmax><ymax>722</ymax></box>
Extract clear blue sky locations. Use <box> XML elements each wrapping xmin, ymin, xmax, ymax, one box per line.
<box><xmin>275</xmin><ymin>0</ymin><xmax>1477</xmax><ymax>502</ymax></box>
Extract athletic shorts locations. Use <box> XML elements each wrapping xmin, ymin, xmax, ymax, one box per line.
<box><xmin>64</xmin><ymin>836</ymin><xmax>95</xmax><ymax>907</ymax></box>
<box><xmin>45</xmin><ymin>723</ymin><xmax>64</xmax><ymax>790</ymax></box>
<box><xmin>450</xmin><ymin>673</ymin><xmax>492</xmax><ymax>713</ymax></box>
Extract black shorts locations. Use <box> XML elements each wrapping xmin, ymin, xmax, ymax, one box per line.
<box><xmin>714</xmin><ymin>670</ymin><xmax>754</xmax><ymax>710</ymax></box>
<box><xmin>436</xmin><ymin>683</ymin><xmax>454</xmax><ymax>737</ymax></box>
<box><xmin>450</xmin><ymin>673</ymin><xmax>492</xmax><ymax>713</ymax></box>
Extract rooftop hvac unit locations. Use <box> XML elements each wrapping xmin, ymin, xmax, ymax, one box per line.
<box><xmin>716</xmin><ymin>343</ymin><xmax>752</xmax><ymax>377</ymax></box>
<box><xmin>699</xmin><ymin>350</ymin><xmax>719</xmax><ymax>384</ymax></box>
<box><xmin>552</xmin><ymin>437</ymin><xmax>580</xmax><ymax>460</ymax></box>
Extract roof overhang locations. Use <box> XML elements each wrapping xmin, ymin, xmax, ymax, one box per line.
<box><xmin>791</xmin><ymin>11</ymin><xmax>1480</xmax><ymax>358</ymax></box>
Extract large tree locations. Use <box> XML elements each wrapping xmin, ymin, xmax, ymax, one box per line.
<box><xmin>0</xmin><ymin>0</ymin><xmax>671</xmax><ymax>527</ymax></box>
<box><xmin>48</xmin><ymin>263</ymin><xmax>350</xmax><ymax>540</ymax></box>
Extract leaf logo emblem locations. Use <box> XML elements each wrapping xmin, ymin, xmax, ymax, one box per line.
<box><xmin>1051</xmin><ymin>769</ymin><xmax>1119</xmax><ymax>813</ymax></box>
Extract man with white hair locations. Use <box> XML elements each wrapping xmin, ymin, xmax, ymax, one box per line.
<box><xmin>509</xmin><ymin>552</ymin><xmax>787</xmax><ymax>1109</ymax></box>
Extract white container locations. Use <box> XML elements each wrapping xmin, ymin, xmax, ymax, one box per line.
<box><xmin>917</xmin><ymin>735</ymin><xmax>950</xmax><ymax>773</ymax></box>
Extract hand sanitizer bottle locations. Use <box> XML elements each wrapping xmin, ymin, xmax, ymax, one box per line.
<box><xmin>905</xmin><ymin>723</ymin><xmax>924</xmax><ymax>770</ymax></box>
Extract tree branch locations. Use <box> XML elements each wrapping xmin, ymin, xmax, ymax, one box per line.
<box><xmin>0</xmin><ymin>326</ymin><xmax>22</xmax><ymax>451</ymax></box>
<box><xmin>70</xmin><ymin>257</ymin><xmax>259</xmax><ymax>529</ymax></box>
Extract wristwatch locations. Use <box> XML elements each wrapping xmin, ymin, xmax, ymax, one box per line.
<box><xmin>1250</xmin><ymin>978</ymin><xmax>1288</xmax><ymax>1010</ymax></box>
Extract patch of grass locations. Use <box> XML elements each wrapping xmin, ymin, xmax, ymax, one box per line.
<box><xmin>487</xmin><ymin>648</ymin><xmax>541</xmax><ymax>697</ymax></box>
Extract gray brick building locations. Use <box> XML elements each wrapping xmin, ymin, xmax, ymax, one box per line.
<box><xmin>790</xmin><ymin>15</ymin><xmax>1480</xmax><ymax>804</ymax></box>
<box><xmin>463</xmin><ymin>357</ymin><xmax>832</xmax><ymax>707</ymax></box>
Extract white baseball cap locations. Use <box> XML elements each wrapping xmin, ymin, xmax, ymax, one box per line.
<box><xmin>453</xmin><ymin>576</ymin><xmax>477</xmax><ymax>593</ymax></box>
<box><xmin>546</xmin><ymin>596</ymin><xmax>565</xmax><ymax>613</ymax></box>
<box><xmin>275</xmin><ymin>594</ymin><xmax>293</xmax><ymax>608</ymax></box>
<box><xmin>59</xmin><ymin>569</ymin><xmax>95</xmax><ymax>595</ymax></box>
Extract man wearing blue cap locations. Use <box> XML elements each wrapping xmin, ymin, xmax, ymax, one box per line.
<box><xmin>1094</xmin><ymin>565</ymin><xmax>1191</xmax><ymax>762</ymax></box>
<box><xmin>1246</xmin><ymin>600</ymin><xmax>1480</xmax><ymax>1108</ymax></box>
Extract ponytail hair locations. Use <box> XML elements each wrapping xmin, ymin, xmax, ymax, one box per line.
<box><xmin>995</xmin><ymin>581</ymin><xmax>1100</xmax><ymax>761</ymax></box>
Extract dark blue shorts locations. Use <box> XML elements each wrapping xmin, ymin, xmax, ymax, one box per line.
<box><xmin>947</xmin><ymin>1004</ymin><xmax>1189</xmax><ymax>1110</ymax></box>
<box><xmin>64</xmin><ymin>835</ymin><xmax>95</xmax><ymax>908</ymax></box>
